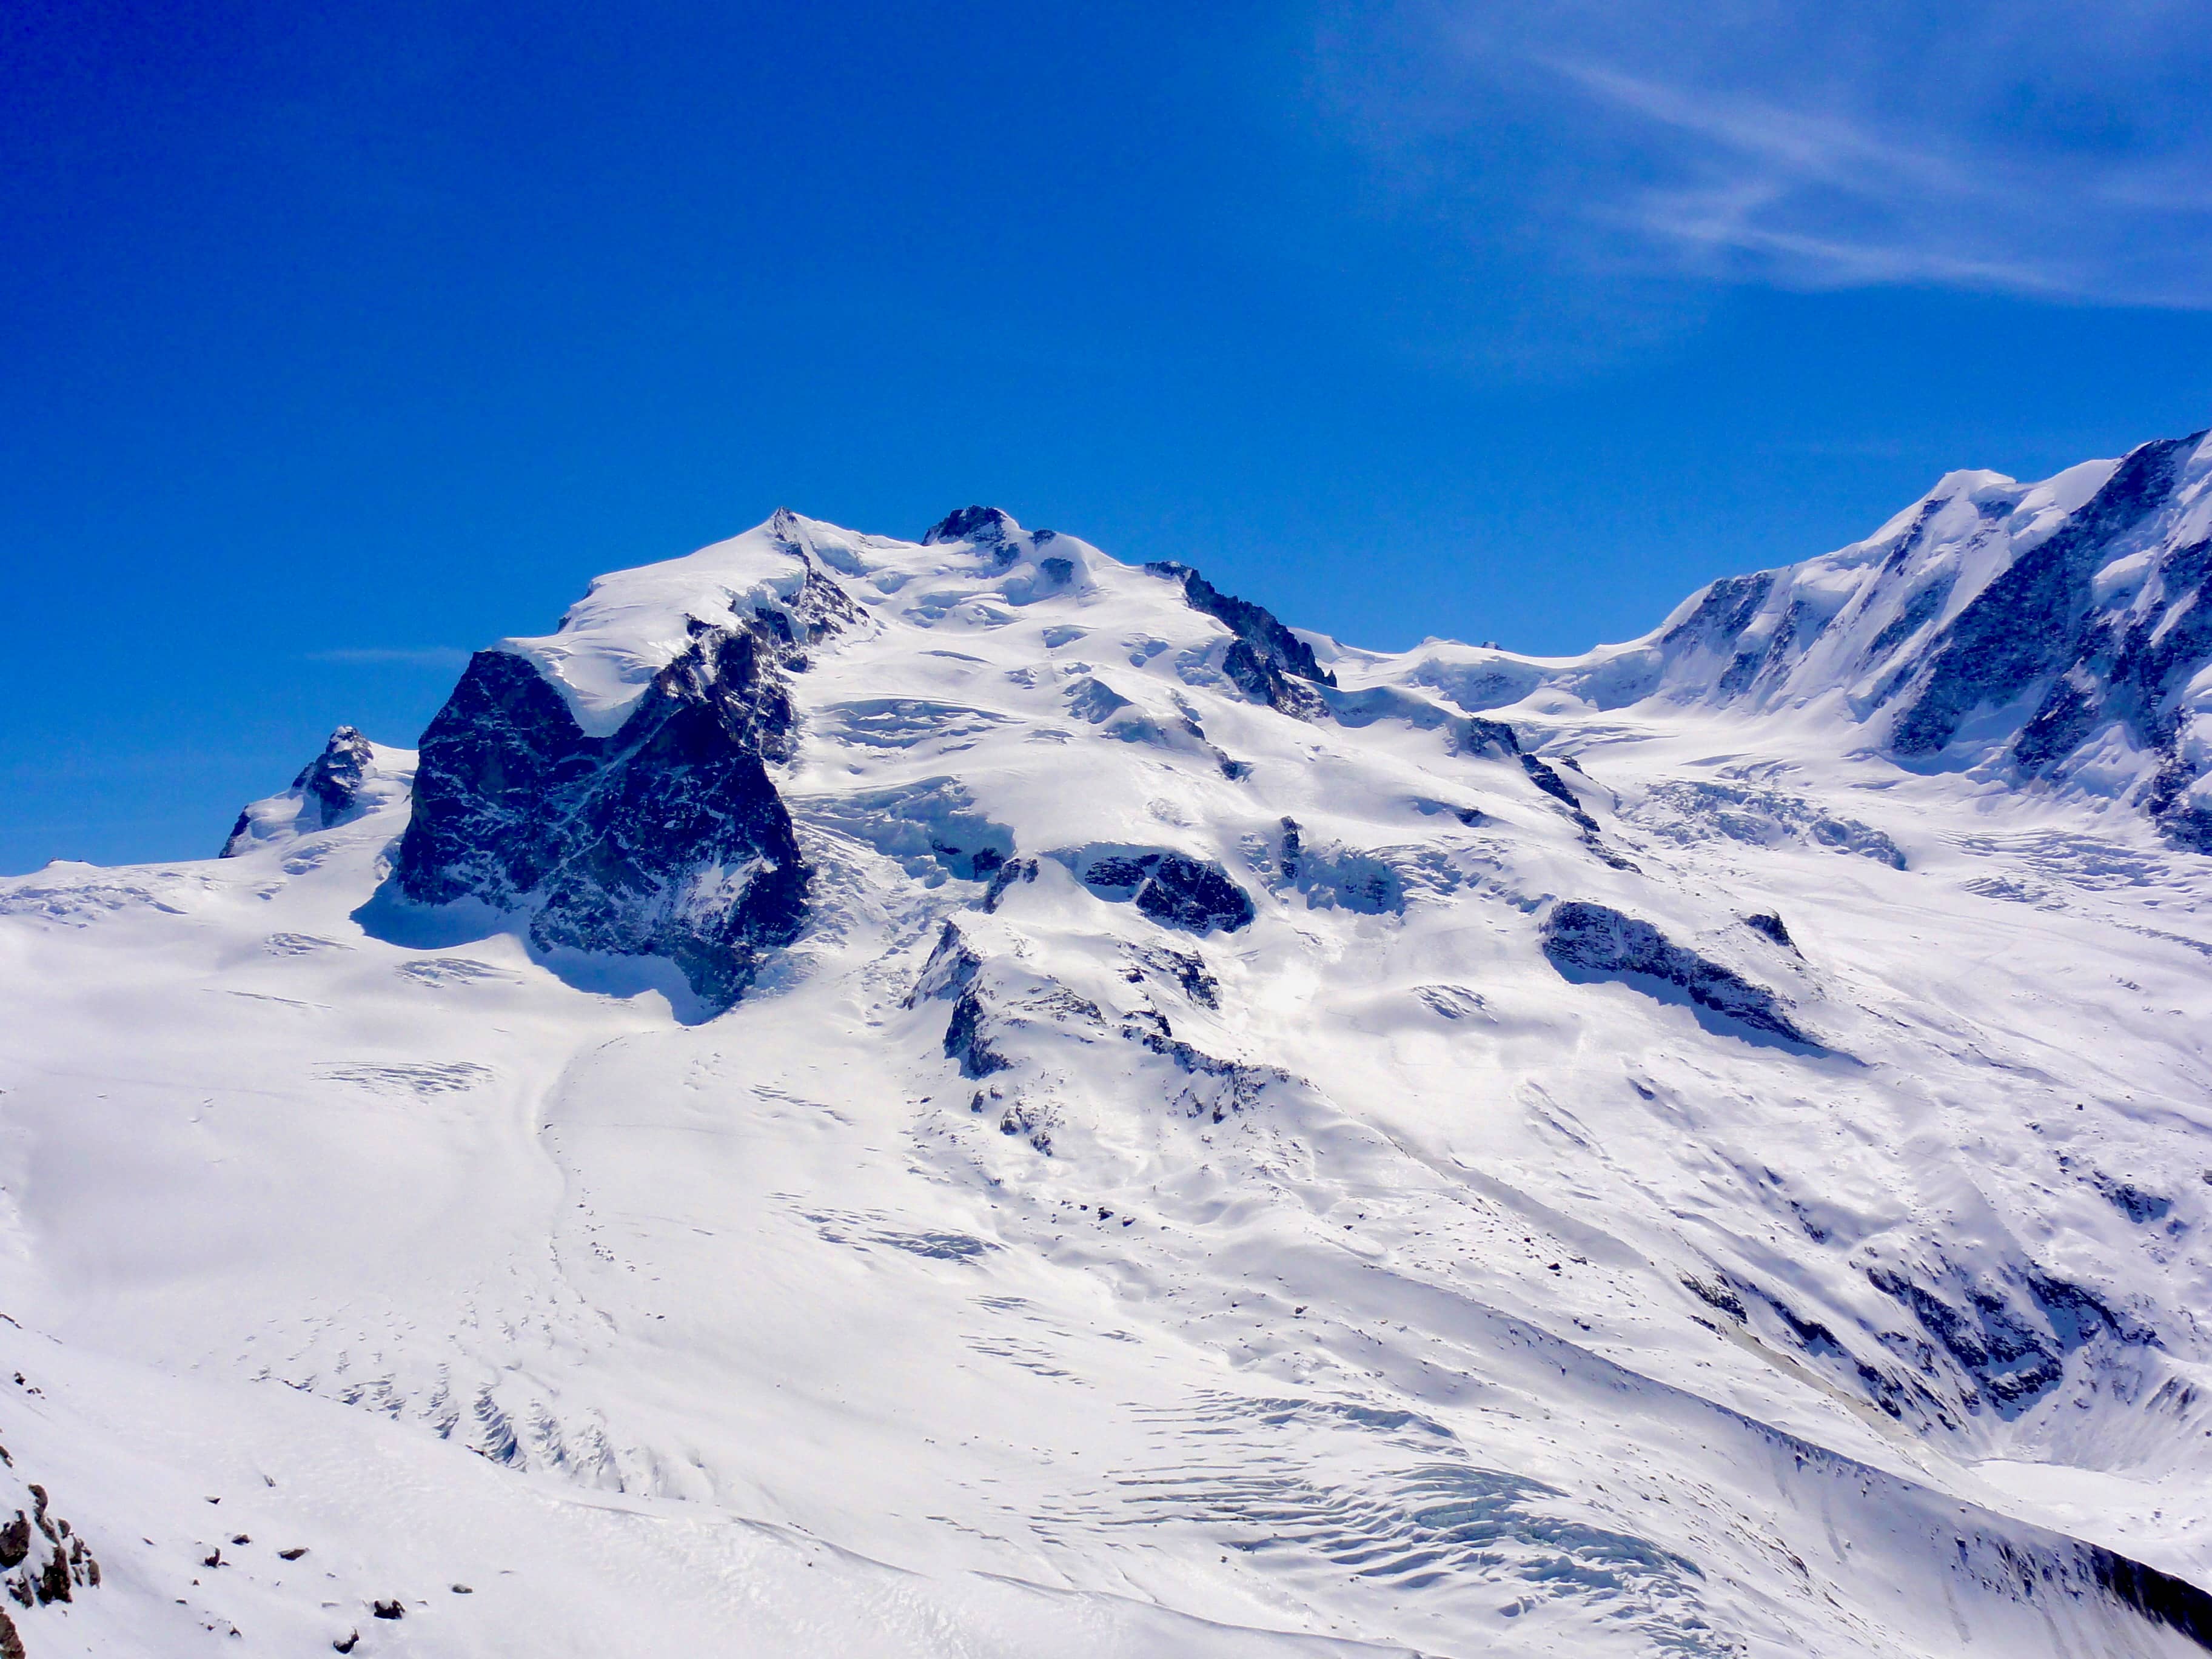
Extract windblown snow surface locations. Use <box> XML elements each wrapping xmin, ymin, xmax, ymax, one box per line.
<box><xmin>6</xmin><ymin>440</ymin><xmax>2212</xmax><ymax>1657</ymax></box>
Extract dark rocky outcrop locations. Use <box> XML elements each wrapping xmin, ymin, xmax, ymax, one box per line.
<box><xmin>908</xmin><ymin>923</ymin><xmax>1005</xmax><ymax>1078</ymax></box>
<box><xmin>923</xmin><ymin>506</ymin><xmax>1016</xmax><ymax>546</ymax></box>
<box><xmin>1071</xmin><ymin>851</ymin><xmax>1255</xmax><ymax>934</ymax></box>
<box><xmin>1742</xmin><ymin>911</ymin><xmax>1795</xmax><ymax>949</ymax></box>
<box><xmin>392</xmin><ymin>618</ymin><xmax>811</xmax><ymax>1015</ymax></box>
<box><xmin>1541</xmin><ymin>900</ymin><xmax>1811</xmax><ymax>1045</ymax></box>
<box><xmin>1134</xmin><ymin>856</ymin><xmax>1255</xmax><ymax>933</ymax></box>
<box><xmin>1145</xmin><ymin>561</ymin><xmax>1336</xmax><ymax>716</ymax></box>
<box><xmin>942</xmin><ymin>981</ymin><xmax>1010</xmax><ymax>1079</ymax></box>
<box><xmin>982</xmin><ymin>857</ymin><xmax>1039</xmax><ymax>911</ymax></box>
<box><xmin>294</xmin><ymin>726</ymin><xmax>377</xmax><ymax>826</ymax></box>
<box><xmin>2089</xmin><ymin>1547</ymin><xmax>2212</xmax><ymax>1650</ymax></box>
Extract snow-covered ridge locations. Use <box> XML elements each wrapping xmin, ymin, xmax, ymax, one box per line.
<box><xmin>1375</xmin><ymin>428</ymin><xmax>2212</xmax><ymax>848</ymax></box>
<box><xmin>495</xmin><ymin>506</ymin><xmax>1098</xmax><ymax>737</ymax></box>
<box><xmin>497</xmin><ymin>434</ymin><xmax>2212</xmax><ymax>856</ymax></box>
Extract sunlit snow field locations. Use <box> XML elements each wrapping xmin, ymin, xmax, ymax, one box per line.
<box><xmin>2</xmin><ymin>483</ymin><xmax>2210</xmax><ymax>1656</ymax></box>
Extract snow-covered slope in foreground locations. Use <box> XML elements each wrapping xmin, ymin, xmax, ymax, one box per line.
<box><xmin>4</xmin><ymin>480</ymin><xmax>2212</xmax><ymax>1657</ymax></box>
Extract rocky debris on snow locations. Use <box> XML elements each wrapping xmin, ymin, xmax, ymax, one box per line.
<box><xmin>1121</xmin><ymin>1008</ymin><xmax>1291</xmax><ymax>1123</ymax></box>
<box><xmin>1120</xmin><ymin>944</ymin><xmax>1220</xmax><ymax>1009</ymax></box>
<box><xmin>0</xmin><ymin>1472</ymin><xmax>100</xmax><ymax>1618</ymax></box>
<box><xmin>1865</xmin><ymin>1257</ymin><xmax>2156</xmax><ymax>1421</ymax></box>
<box><xmin>1541</xmin><ymin>900</ymin><xmax>1814</xmax><ymax>1045</ymax></box>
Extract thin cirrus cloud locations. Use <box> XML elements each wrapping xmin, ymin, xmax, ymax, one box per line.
<box><xmin>1333</xmin><ymin>0</ymin><xmax>2212</xmax><ymax>308</ymax></box>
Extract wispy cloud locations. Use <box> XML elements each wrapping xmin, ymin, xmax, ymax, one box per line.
<box><xmin>304</xmin><ymin>647</ymin><xmax>471</xmax><ymax>668</ymax></box>
<box><xmin>1324</xmin><ymin>0</ymin><xmax>2212</xmax><ymax>307</ymax></box>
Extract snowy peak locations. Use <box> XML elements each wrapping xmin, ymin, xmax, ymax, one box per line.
<box><xmin>220</xmin><ymin>725</ymin><xmax>413</xmax><ymax>857</ymax></box>
<box><xmin>366</xmin><ymin>508</ymin><xmax>1614</xmax><ymax>1014</ymax></box>
<box><xmin>1384</xmin><ymin>426</ymin><xmax>2212</xmax><ymax>849</ymax></box>
<box><xmin>495</xmin><ymin>510</ymin><xmax>862</xmax><ymax>739</ymax></box>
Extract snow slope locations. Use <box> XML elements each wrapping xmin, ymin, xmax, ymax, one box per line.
<box><xmin>2</xmin><ymin>473</ymin><xmax>2211</xmax><ymax>1657</ymax></box>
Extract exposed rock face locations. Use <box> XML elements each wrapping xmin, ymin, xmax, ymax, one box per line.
<box><xmin>1541</xmin><ymin>900</ymin><xmax>1811</xmax><ymax>1045</ymax></box>
<box><xmin>922</xmin><ymin>506</ymin><xmax>1016</xmax><ymax>546</ymax></box>
<box><xmin>1889</xmin><ymin>437</ymin><xmax>2199</xmax><ymax>765</ymax></box>
<box><xmin>1145</xmin><ymin>560</ymin><xmax>1337</xmax><ymax>716</ymax></box>
<box><xmin>1061</xmin><ymin>850</ymin><xmax>1255</xmax><ymax>934</ymax></box>
<box><xmin>295</xmin><ymin>726</ymin><xmax>377</xmax><ymax>825</ymax></box>
<box><xmin>1741</xmin><ymin>911</ymin><xmax>1795</xmax><ymax>949</ymax></box>
<box><xmin>1863</xmin><ymin>1261</ymin><xmax>2151</xmax><ymax>1421</ymax></box>
<box><xmin>394</xmin><ymin>621</ymin><xmax>809</xmax><ymax>1013</ymax></box>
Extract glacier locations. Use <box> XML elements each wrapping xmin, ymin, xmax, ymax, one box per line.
<box><xmin>1</xmin><ymin>443</ymin><xmax>2211</xmax><ymax>1655</ymax></box>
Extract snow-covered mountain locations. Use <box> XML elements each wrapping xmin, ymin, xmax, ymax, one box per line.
<box><xmin>3</xmin><ymin>437</ymin><xmax>2212</xmax><ymax>1657</ymax></box>
<box><xmin>1399</xmin><ymin>429</ymin><xmax>2212</xmax><ymax>851</ymax></box>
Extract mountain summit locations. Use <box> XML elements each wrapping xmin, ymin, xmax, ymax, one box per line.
<box><xmin>4</xmin><ymin>437</ymin><xmax>2212</xmax><ymax>1655</ymax></box>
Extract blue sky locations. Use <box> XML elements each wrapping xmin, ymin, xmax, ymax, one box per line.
<box><xmin>7</xmin><ymin>0</ymin><xmax>2211</xmax><ymax>872</ymax></box>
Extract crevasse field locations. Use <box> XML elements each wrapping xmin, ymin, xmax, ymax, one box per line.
<box><xmin>3</xmin><ymin>432</ymin><xmax>2211</xmax><ymax>1657</ymax></box>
